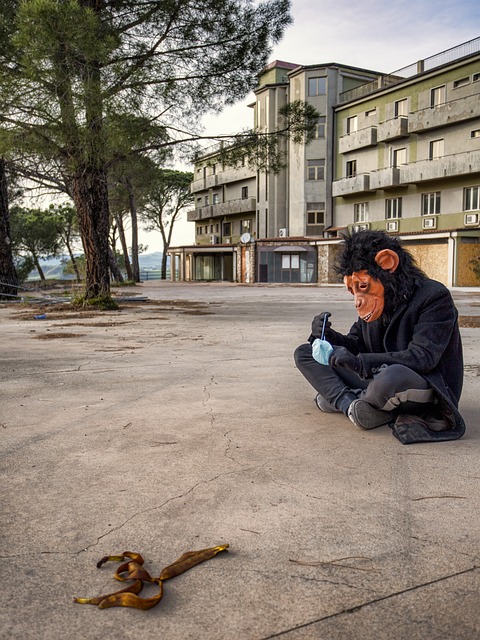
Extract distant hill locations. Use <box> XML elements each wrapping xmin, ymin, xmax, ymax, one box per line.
<box><xmin>138</xmin><ymin>252</ymin><xmax>164</xmax><ymax>269</ymax></box>
<box><xmin>26</xmin><ymin>251</ymin><xmax>166</xmax><ymax>281</ymax></box>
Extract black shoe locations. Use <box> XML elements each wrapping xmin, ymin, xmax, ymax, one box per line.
<box><xmin>315</xmin><ymin>394</ymin><xmax>341</xmax><ymax>413</ymax></box>
<box><xmin>347</xmin><ymin>399</ymin><xmax>395</xmax><ymax>430</ymax></box>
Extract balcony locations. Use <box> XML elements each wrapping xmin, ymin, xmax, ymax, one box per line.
<box><xmin>408</xmin><ymin>93</ymin><xmax>480</xmax><ymax>133</ymax></box>
<box><xmin>369</xmin><ymin>167</ymin><xmax>401</xmax><ymax>190</ymax></box>
<box><xmin>187</xmin><ymin>197</ymin><xmax>256</xmax><ymax>221</ymax></box>
<box><xmin>190</xmin><ymin>165</ymin><xmax>255</xmax><ymax>194</ymax></box>
<box><xmin>377</xmin><ymin>116</ymin><xmax>409</xmax><ymax>142</ymax></box>
<box><xmin>399</xmin><ymin>149</ymin><xmax>480</xmax><ymax>184</ymax></box>
<box><xmin>332</xmin><ymin>173</ymin><xmax>371</xmax><ymax>197</ymax></box>
<box><xmin>338</xmin><ymin>127</ymin><xmax>377</xmax><ymax>153</ymax></box>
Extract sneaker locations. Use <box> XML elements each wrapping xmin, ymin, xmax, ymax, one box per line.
<box><xmin>347</xmin><ymin>399</ymin><xmax>395</xmax><ymax>430</ymax></box>
<box><xmin>315</xmin><ymin>394</ymin><xmax>341</xmax><ymax>413</ymax></box>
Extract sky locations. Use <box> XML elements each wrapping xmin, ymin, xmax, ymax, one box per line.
<box><xmin>141</xmin><ymin>0</ymin><xmax>480</xmax><ymax>252</ymax></box>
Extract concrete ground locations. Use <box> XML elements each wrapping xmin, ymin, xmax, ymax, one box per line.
<box><xmin>1</xmin><ymin>281</ymin><xmax>479</xmax><ymax>640</ymax></box>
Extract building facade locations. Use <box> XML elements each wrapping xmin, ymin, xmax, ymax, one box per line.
<box><xmin>169</xmin><ymin>37</ymin><xmax>480</xmax><ymax>287</ymax></box>
<box><xmin>333</xmin><ymin>37</ymin><xmax>480</xmax><ymax>286</ymax></box>
<box><xmin>170</xmin><ymin>60</ymin><xmax>381</xmax><ymax>283</ymax></box>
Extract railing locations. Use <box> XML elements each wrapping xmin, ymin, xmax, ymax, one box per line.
<box><xmin>140</xmin><ymin>269</ymin><xmax>166</xmax><ymax>281</ymax></box>
<box><xmin>338</xmin><ymin>36</ymin><xmax>480</xmax><ymax>104</ymax></box>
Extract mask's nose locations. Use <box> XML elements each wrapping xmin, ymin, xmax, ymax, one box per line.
<box><xmin>354</xmin><ymin>295</ymin><xmax>365</xmax><ymax>311</ymax></box>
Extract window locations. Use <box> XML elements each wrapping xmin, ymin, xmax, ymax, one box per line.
<box><xmin>241</xmin><ymin>219</ymin><xmax>252</xmax><ymax>232</ymax></box>
<box><xmin>453</xmin><ymin>77</ymin><xmax>469</xmax><ymax>88</ymax></box>
<box><xmin>354</xmin><ymin>202</ymin><xmax>369</xmax><ymax>223</ymax></box>
<box><xmin>394</xmin><ymin>98</ymin><xmax>408</xmax><ymax>117</ymax></box>
<box><xmin>308</xmin><ymin>77</ymin><xmax>326</xmax><ymax>96</ymax></box>
<box><xmin>347</xmin><ymin>115</ymin><xmax>358</xmax><ymax>134</ymax></box>
<box><xmin>385</xmin><ymin>197</ymin><xmax>402</xmax><ymax>219</ymax></box>
<box><xmin>429</xmin><ymin>138</ymin><xmax>444</xmax><ymax>160</ymax></box>
<box><xmin>307</xmin><ymin>211</ymin><xmax>325</xmax><ymax>225</ymax></box>
<box><xmin>212</xmin><ymin>193</ymin><xmax>219</xmax><ymax>204</ymax></box>
<box><xmin>196</xmin><ymin>226</ymin><xmax>202</xmax><ymax>235</ymax></box>
<box><xmin>431</xmin><ymin>85</ymin><xmax>446</xmax><ymax>107</ymax></box>
<box><xmin>204</xmin><ymin>195</ymin><xmax>209</xmax><ymax>206</ymax></box>
<box><xmin>463</xmin><ymin>187</ymin><xmax>480</xmax><ymax>211</ymax></box>
<box><xmin>473</xmin><ymin>73</ymin><xmax>480</xmax><ymax>82</ymax></box>
<box><xmin>346</xmin><ymin>160</ymin><xmax>357</xmax><ymax>178</ymax></box>
<box><xmin>314</xmin><ymin>116</ymin><xmax>326</xmax><ymax>138</ymax></box>
<box><xmin>306</xmin><ymin>203</ymin><xmax>325</xmax><ymax>231</ymax></box>
<box><xmin>281</xmin><ymin>254</ymin><xmax>300</xmax><ymax>269</ymax></box>
<box><xmin>422</xmin><ymin>192</ymin><xmax>441</xmax><ymax>215</ymax></box>
<box><xmin>241</xmin><ymin>186</ymin><xmax>248</xmax><ymax>199</ymax></box>
<box><xmin>471</xmin><ymin>129</ymin><xmax>480</xmax><ymax>138</ymax></box>
<box><xmin>365</xmin><ymin>108</ymin><xmax>376</xmax><ymax>117</ymax></box>
<box><xmin>222</xmin><ymin>222</ymin><xmax>231</xmax><ymax>236</ymax></box>
<box><xmin>393</xmin><ymin>148</ymin><xmax>407</xmax><ymax>167</ymax></box>
<box><xmin>212</xmin><ymin>164</ymin><xmax>217</xmax><ymax>174</ymax></box>
<box><xmin>307</xmin><ymin>159</ymin><xmax>325</xmax><ymax>180</ymax></box>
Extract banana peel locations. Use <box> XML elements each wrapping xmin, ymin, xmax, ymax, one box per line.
<box><xmin>74</xmin><ymin>544</ymin><xmax>229</xmax><ymax>610</ymax></box>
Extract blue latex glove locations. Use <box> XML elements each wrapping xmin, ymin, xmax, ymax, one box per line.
<box><xmin>312</xmin><ymin>338</ymin><xmax>334</xmax><ymax>365</ymax></box>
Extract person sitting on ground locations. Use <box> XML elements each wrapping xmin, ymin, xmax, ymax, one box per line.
<box><xmin>294</xmin><ymin>229</ymin><xmax>466</xmax><ymax>444</ymax></box>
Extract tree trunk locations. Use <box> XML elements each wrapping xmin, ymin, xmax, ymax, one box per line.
<box><xmin>161</xmin><ymin>251</ymin><xmax>168</xmax><ymax>280</ymax></box>
<box><xmin>125</xmin><ymin>177</ymin><xmax>140</xmax><ymax>282</ymax></box>
<box><xmin>72</xmin><ymin>167</ymin><xmax>111</xmax><ymax>299</ymax></box>
<box><xmin>0</xmin><ymin>158</ymin><xmax>19</xmax><ymax>298</ymax></box>
<box><xmin>32</xmin><ymin>252</ymin><xmax>46</xmax><ymax>280</ymax></box>
<box><xmin>66</xmin><ymin>240</ymin><xmax>82</xmax><ymax>283</ymax></box>
<box><xmin>115</xmin><ymin>213</ymin><xmax>133</xmax><ymax>280</ymax></box>
<box><xmin>108</xmin><ymin>245</ymin><xmax>124</xmax><ymax>283</ymax></box>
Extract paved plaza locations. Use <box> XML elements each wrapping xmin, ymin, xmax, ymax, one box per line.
<box><xmin>1</xmin><ymin>281</ymin><xmax>479</xmax><ymax>639</ymax></box>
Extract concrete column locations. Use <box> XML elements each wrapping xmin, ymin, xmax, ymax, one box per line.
<box><xmin>447</xmin><ymin>234</ymin><xmax>456</xmax><ymax>287</ymax></box>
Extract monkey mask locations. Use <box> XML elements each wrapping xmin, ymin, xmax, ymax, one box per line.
<box><xmin>344</xmin><ymin>249</ymin><xmax>400</xmax><ymax>323</ymax></box>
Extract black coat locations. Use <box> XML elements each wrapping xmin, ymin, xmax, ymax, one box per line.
<box><xmin>325</xmin><ymin>278</ymin><xmax>466</xmax><ymax>443</ymax></box>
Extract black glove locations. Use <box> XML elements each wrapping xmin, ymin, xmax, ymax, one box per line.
<box><xmin>311</xmin><ymin>312</ymin><xmax>332</xmax><ymax>339</ymax></box>
<box><xmin>329</xmin><ymin>347</ymin><xmax>360</xmax><ymax>373</ymax></box>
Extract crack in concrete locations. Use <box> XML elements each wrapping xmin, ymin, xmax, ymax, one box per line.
<box><xmin>259</xmin><ymin>564</ymin><xmax>480</xmax><ymax>639</ymax></box>
<box><xmin>265</xmin><ymin>471</ymin><xmax>341</xmax><ymax>508</ymax></box>
<box><xmin>75</xmin><ymin>466</ymin><xmax>258</xmax><ymax>555</ymax></box>
<box><xmin>242</xmin><ymin>566</ymin><xmax>357</xmax><ymax>590</ymax></box>
<box><xmin>223</xmin><ymin>430</ymin><xmax>241</xmax><ymax>465</ymax></box>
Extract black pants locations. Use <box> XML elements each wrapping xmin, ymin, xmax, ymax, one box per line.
<box><xmin>294</xmin><ymin>343</ymin><xmax>436</xmax><ymax>414</ymax></box>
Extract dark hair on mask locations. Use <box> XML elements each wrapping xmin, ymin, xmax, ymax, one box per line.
<box><xmin>335</xmin><ymin>230</ymin><xmax>427</xmax><ymax>314</ymax></box>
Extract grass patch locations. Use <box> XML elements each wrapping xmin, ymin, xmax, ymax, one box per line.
<box><xmin>72</xmin><ymin>294</ymin><xmax>119</xmax><ymax>311</ymax></box>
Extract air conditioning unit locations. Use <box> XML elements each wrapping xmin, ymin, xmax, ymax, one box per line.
<box><xmin>386</xmin><ymin>220</ymin><xmax>398</xmax><ymax>232</ymax></box>
<box><xmin>278</xmin><ymin>228</ymin><xmax>288</xmax><ymax>237</ymax></box>
<box><xmin>464</xmin><ymin>212</ymin><xmax>479</xmax><ymax>226</ymax></box>
<box><xmin>422</xmin><ymin>217</ymin><xmax>437</xmax><ymax>229</ymax></box>
<box><xmin>352</xmin><ymin>223</ymin><xmax>370</xmax><ymax>232</ymax></box>
<box><xmin>210</xmin><ymin>235</ymin><xmax>218</xmax><ymax>244</ymax></box>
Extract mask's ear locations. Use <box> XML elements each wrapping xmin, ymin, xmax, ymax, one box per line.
<box><xmin>375</xmin><ymin>249</ymin><xmax>399</xmax><ymax>272</ymax></box>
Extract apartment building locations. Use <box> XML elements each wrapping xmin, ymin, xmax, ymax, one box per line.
<box><xmin>169</xmin><ymin>37</ymin><xmax>480</xmax><ymax>286</ymax></box>
<box><xmin>170</xmin><ymin>61</ymin><xmax>381</xmax><ymax>282</ymax></box>
<box><xmin>332</xmin><ymin>37</ymin><xmax>480</xmax><ymax>286</ymax></box>
<box><xmin>180</xmin><ymin>148</ymin><xmax>257</xmax><ymax>281</ymax></box>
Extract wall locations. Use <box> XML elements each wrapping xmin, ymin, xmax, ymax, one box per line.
<box><xmin>406</xmin><ymin>241</ymin><xmax>449</xmax><ymax>285</ymax></box>
<box><xmin>457</xmin><ymin>238</ymin><xmax>480</xmax><ymax>286</ymax></box>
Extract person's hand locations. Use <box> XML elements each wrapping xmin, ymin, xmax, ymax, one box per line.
<box><xmin>329</xmin><ymin>347</ymin><xmax>360</xmax><ymax>372</ymax></box>
<box><xmin>311</xmin><ymin>312</ymin><xmax>332</xmax><ymax>339</ymax></box>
